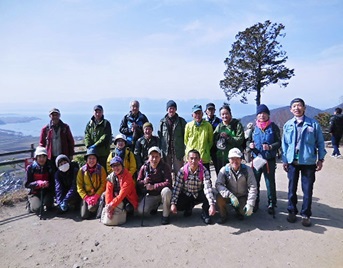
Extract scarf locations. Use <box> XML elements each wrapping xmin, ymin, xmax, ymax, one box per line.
<box><xmin>256</xmin><ymin>119</ymin><xmax>272</xmax><ymax>131</ymax></box>
<box><xmin>86</xmin><ymin>163</ymin><xmax>97</xmax><ymax>174</ymax></box>
<box><xmin>115</xmin><ymin>147</ymin><xmax>125</xmax><ymax>160</ymax></box>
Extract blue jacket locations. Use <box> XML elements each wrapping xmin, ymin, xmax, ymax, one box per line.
<box><xmin>282</xmin><ymin>115</ymin><xmax>326</xmax><ymax>165</ymax></box>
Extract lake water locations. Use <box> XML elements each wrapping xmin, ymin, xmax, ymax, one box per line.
<box><xmin>0</xmin><ymin>112</ymin><xmax>193</xmax><ymax>138</ymax></box>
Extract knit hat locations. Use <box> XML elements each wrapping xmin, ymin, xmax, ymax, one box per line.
<box><xmin>166</xmin><ymin>100</ymin><xmax>177</xmax><ymax>111</ymax></box>
<box><xmin>110</xmin><ymin>156</ymin><xmax>123</xmax><ymax>166</ymax></box>
<box><xmin>290</xmin><ymin>98</ymin><xmax>305</xmax><ymax>107</ymax></box>
<box><xmin>256</xmin><ymin>104</ymin><xmax>270</xmax><ymax>115</ymax></box>
<box><xmin>143</xmin><ymin>122</ymin><xmax>153</xmax><ymax>130</ymax></box>
<box><xmin>55</xmin><ymin>154</ymin><xmax>70</xmax><ymax>167</ymax></box>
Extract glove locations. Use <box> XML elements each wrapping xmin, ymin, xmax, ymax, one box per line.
<box><xmin>59</xmin><ymin>200</ymin><xmax>68</xmax><ymax>212</ymax></box>
<box><xmin>92</xmin><ymin>194</ymin><xmax>100</xmax><ymax>204</ymax></box>
<box><xmin>244</xmin><ymin>204</ymin><xmax>253</xmax><ymax>216</ymax></box>
<box><xmin>229</xmin><ymin>193</ymin><xmax>239</xmax><ymax>208</ymax></box>
<box><xmin>84</xmin><ymin>195</ymin><xmax>93</xmax><ymax>206</ymax></box>
<box><xmin>36</xmin><ymin>180</ymin><xmax>48</xmax><ymax>189</ymax></box>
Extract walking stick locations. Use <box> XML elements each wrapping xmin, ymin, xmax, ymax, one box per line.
<box><xmin>39</xmin><ymin>189</ymin><xmax>44</xmax><ymax>220</ymax></box>
<box><xmin>140</xmin><ymin>192</ymin><xmax>147</xmax><ymax>227</ymax></box>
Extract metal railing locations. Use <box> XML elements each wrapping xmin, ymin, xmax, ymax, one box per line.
<box><xmin>0</xmin><ymin>143</ymin><xmax>87</xmax><ymax>167</ymax></box>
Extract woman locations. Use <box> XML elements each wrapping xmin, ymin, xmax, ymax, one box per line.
<box><xmin>213</xmin><ymin>104</ymin><xmax>245</xmax><ymax>174</ymax></box>
<box><xmin>25</xmin><ymin>146</ymin><xmax>54</xmax><ymax>214</ymax></box>
<box><xmin>54</xmin><ymin>154</ymin><xmax>81</xmax><ymax>213</ymax></box>
<box><xmin>248</xmin><ymin>104</ymin><xmax>281</xmax><ymax>214</ymax></box>
<box><xmin>77</xmin><ymin>148</ymin><xmax>107</xmax><ymax>219</ymax></box>
<box><xmin>101</xmin><ymin>156</ymin><xmax>139</xmax><ymax>225</ymax></box>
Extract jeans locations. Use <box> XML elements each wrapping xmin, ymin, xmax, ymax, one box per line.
<box><xmin>287</xmin><ymin>163</ymin><xmax>316</xmax><ymax>217</ymax></box>
<box><xmin>254</xmin><ymin>159</ymin><xmax>277</xmax><ymax>207</ymax></box>
<box><xmin>331</xmin><ymin>135</ymin><xmax>342</xmax><ymax>156</ymax></box>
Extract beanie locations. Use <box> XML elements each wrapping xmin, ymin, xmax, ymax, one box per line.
<box><xmin>55</xmin><ymin>154</ymin><xmax>70</xmax><ymax>167</ymax></box>
<box><xmin>256</xmin><ymin>104</ymin><xmax>270</xmax><ymax>115</ymax></box>
<box><xmin>143</xmin><ymin>122</ymin><xmax>153</xmax><ymax>131</ymax></box>
<box><xmin>166</xmin><ymin>100</ymin><xmax>177</xmax><ymax>111</ymax></box>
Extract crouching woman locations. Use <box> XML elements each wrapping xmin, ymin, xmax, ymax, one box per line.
<box><xmin>101</xmin><ymin>156</ymin><xmax>138</xmax><ymax>226</ymax></box>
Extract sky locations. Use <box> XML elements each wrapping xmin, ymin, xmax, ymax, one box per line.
<box><xmin>1</xmin><ymin>0</ymin><xmax>343</xmax><ymax>112</ymax></box>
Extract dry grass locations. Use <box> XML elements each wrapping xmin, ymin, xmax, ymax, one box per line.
<box><xmin>0</xmin><ymin>189</ymin><xmax>28</xmax><ymax>207</ymax></box>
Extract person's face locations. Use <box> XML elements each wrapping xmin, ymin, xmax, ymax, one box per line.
<box><xmin>36</xmin><ymin>155</ymin><xmax>47</xmax><ymax>166</ymax></box>
<box><xmin>130</xmin><ymin>102</ymin><xmax>139</xmax><ymax>115</ymax></box>
<box><xmin>116</xmin><ymin>139</ymin><xmax>126</xmax><ymax>149</ymax></box>
<box><xmin>149</xmin><ymin>151</ymin><xmax>161</xmax><ymax>168</ymax></box>
<box><xmin>167</xmin><ymin>106</ymin><xmax>176</xmax><ymax>117</ymax></box>
<box><xmin>188</xmin><ymin>152</ymin><xmax>200</xmax><ymax>171</ymax></box>
<box><xmin>49</xmin><ymin>112</ymin><xmax>60</xmax><ymax>124</ymax></box>
<box><xmin>290</xmin><ymin>102</ymin><xmax>305</xmax><ymax>117</ymax></box>
<box><xmin>257</xmin><ymin>112</ymin><xmax>269</xmax><ymax>122</ymax></box>
<box><xmin>94</xmin><ymin>109</ymin><xmax>103</xmax><ymax>121</ymax></box>
<box><xmin>193</xmin><ymin>110</ymin><xmax>203</xmax><ymax>123</ymax></box>
<box><xmin>58</xmin><ymin>160</ymin><xmax>68</xmax><ymax>167</ymax></box>
<box><xmin>229</xmin><ymin>157</ymin><xmax>241</xmax><ymax>171</ymax></box>
<box><xmin>220</xmin><ymin>108</ymin><xmax>232</xmax><ymax>124</ymax></box>
<box><xmin>87</xmin><ymin>155</ymin><xmax>97</xmax><ymax>167</ymax></box>
<box><xmin>205</xmin><ymin>108</ymin><xmax>215</xmax><ymax>118</ymax></box>
<box><xmin>144</xmin><ymin>127</ymin><xmax>153</xmax><ymax>138</ymax></box>
<box><xmin>111</xmin><ymin>163</ymin><xmax>123</xmax><ymax>175</ymax></box>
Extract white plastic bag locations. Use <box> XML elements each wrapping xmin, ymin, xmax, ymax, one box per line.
<box><xmin>101</xmin><ymin>203</ymin><xmax>127</xmax><ymax>226</ymax></box>
<box><xmin>253</xmin><ymin>155</ymin><xmax>267</xmax><ymax>171</ymax></box>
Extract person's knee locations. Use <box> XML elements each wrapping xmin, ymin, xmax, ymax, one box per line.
<box><xmin>161</xmin><ymin>187</ymin><xmax>172</xmax><ymax>200</ymax></box>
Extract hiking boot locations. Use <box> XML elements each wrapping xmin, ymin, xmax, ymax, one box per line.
<box><xmin>201</xmin><ymin>211</ymin><xmax>211</xmax><ymax>225</ymax></box>
<box><xmin>267</xmin><ymin>204</ymin><xmax>275</xmax><ymax>215</ymax></box>
<box><xmin>183</xmin><ymin>209</ymin><xmax>193</xmax><ymax>217</ymax></box>
<box><xmin>161</xmin><ymin>216</ymin><xmax>170</xmax><ymax>225</ymax></box>
<box><xmin>287</xmin><ymin>212</ymin><xmax>297</xmax><ymax>223</ymax></box>
<box><xmin>217</xmin><ymin>216</ymin><xmax>228</xmax><ymax>224</ymax></box>
<box><xmin>236</xmin><ymin>213</ymin><xmax>244</xmax><ymax>221</ymax></box>
<box><xmin>301</xmin><ymin>216</ymin><xmax>311</xmax><ymax>227</ymax></box>
<box><xmin>150</xmin><ymin>208</ymin><xmax>158</xmax><ymax>215</ymax></box>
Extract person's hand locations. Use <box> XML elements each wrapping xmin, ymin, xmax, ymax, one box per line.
<box><xmin>229</xmin><ymin>193</ymin><xmax>239</xmax><ymax>207</ymax></box>
<box><xmin>145</xmin><ymin>184</ymin><xmax>154</xmax><ymax>191</ymax></box>
<box><xmin>244</xmin><ymin>204</ymin><xmax>253</xmax><ymax>216</ymax></box>
<box><xmin>171</xmin><ymin>204</ymin><xmax>177</xmax><ymax>214</ymax></box>
<box><xmin>282</xmin><ymin>163</ymin><xmax>289</xmax><ymax>172</ymax></box>
<box><xmin>93</xmin><ymin>194</ymin><xmax>100</xmax><ymax>204</ymax></box>
<box><xmin>249</xmin><ymin>142</ymin><xmax>255</xmax><ymax>149</ymax></box>
<box><xmin>220</xmin><ymin>132</ymin><xmax>228</xmax><ymax>138</ymax></box>
<box><xmin>36</xmin><ymin>180</ymin><xmax>48</xmax><ymax>189</ymax></box>
<box><xmin>84</xmin><ymin>195</ymin><xmax>93</xmax><ymax>206</ymax></box>
<box><xmin>144</xmin><ymin>177</ymin><xmax>151</xmax><ymax>185</ymax></box>
<box><xmin>105</xmin><ymin>204</ymin><xmax>114</xmax><ymax>219</ymax></box>
<box><xmin>262</xmin><ymin>143</ymin><xmax>270</xmax><ymax>151</ymax></box>
<box><xmin>209</xmin><ymin>204</ymin><xmax>216</xmax><ymax>216</ymax></box>
<box><xmin>316</xmin><ymin>160</ymin><xmax>323</xmax><ymax>171</ymax></box>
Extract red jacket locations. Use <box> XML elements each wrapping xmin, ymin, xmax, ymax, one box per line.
<box><xmin>105</xmin><ymin>168</ymin><xmax>139</xmax><ymax>209</ymax></box>
<box><xmin>39</xmin><ymin>120</ymin><xmax>75</xmax><ymax>160</ymax></box>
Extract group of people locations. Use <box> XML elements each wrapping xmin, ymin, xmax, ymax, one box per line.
<box><xmin>25</xmin><ymin>98</ymin><xmax>337</xmax><ymax>227</ymax></box>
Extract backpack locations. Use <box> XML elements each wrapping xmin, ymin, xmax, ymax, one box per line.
<box><xmin>182</xmin><ymin>162</ymin><xmax>204</xmax><ymax>181</ymax></box>
<box><xmin>224</xmin><ymin>163</ymin><xmax>249</xmax><ymax>179</ymax></box>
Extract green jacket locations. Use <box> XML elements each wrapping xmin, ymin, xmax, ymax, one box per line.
<box><xmin>84</xmin><ymin>116</ymin><xmax>112</xmax><ymax>158</ymax></box>
<box><xmin>184</xmin><ymin>120</ymin><xmax>213</xmax><ymax>164</ymax></box>
<box><xmin>158</xmin><ymin>114</ymin><xmax>187</xmax><ymax>161</ymax></box>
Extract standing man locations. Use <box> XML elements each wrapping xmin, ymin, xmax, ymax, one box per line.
<box><xmin>136</xmin><ymin>146</ymin><xmax>172</xmax><ymax>225</ymax></box>
<box><xmin>134</xmin><ymin>122</ymin><xmax>160</xmax><ymax>171</ymax></box>
<box><xmin>184</xmin><ymin>104</ymin><xmax>213</xmax><ymax>171</ymax></box>
<box><xmin>282</xmin><ymin>98</ymin><xmax>326</xmax><ymax>227</ymax></box>
<box><xmin>329</xmin><ymin>107</ymin><xmax>343</xmax><ymax>158</ymax></box>
<box><xmin>39</xmin><ymin>108</ymin><xmax>74</xmax><ymax>170</ymax></box>
<box><xmin>158</xmin><ymin>100</ymin><xmax>187</xmax><ymax>179</ymax></box>
<box><xmin>119</xmin><ymin>100</ymin><xmax>149</xmax><ymax>151</ymax></box>
<box><xmin>84</xmin><ymin>105</ymin><xmax>112</xmax><ymax>171</ymax></box>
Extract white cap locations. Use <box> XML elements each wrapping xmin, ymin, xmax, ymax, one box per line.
<box><xmin>34</xmin><ymin>146</ymin><xmax>48</xmax><ymax>157</ymax></box>
<box><xmin>228</xmin><ymin>148</ymin><xmax>242</xmax><ymax>158</ymax></box>
<box><xmin>113</xmin><ymin>133</ymin><xmax>127</xmax><ymax>144</ymax></box>
<box><xmin>148</xmin><ymin>146</ymin><xmax>162</xmax><ymax>156</ymax></box>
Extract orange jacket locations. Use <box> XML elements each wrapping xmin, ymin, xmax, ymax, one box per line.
<box><xmin>105</xmin><ymin>168</ymin><xmax>138</xmax><ymax>209</ymax></box>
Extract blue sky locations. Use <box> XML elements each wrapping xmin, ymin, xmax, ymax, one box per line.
<box><xmin>1</xmin><ymin>0</ymin><xmax>342</xmax><ymax>111</ymax></box>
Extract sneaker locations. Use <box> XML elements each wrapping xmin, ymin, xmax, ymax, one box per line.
<box><xmin>336</xmin><ymin>155</ymin><xmax>343</xmax><ymax>159</ymax></box>
<box><xmin>183</xmin><ymin>209</ymin><xmax>193</xmax><ymax>217</ymax></box>
<box><xmin>301</xmin><ymin>216</ymin><xmax>311</xmax><ymax>227</ymax></box>
<box><xmin>330</xmin><ymin>154</ymin><xmax>337</xmax><ymax>158</ymax></box>
<box><xmin>201</xmin><ymin>211</ymin><xmax>212</xmax><ymax>225</ymax></box>
<box><xmin>161</xmin><ymin>216</ymin><xmax>170</xmax><ymax>225</ymax></box>
<box><xmin>287</xmin><ymin>212</ymin><xmax>297</xmax><ymax>223</ymax></box>
<box><xmin>217</xmin><ymin>216</ymin><xmax>228</xmax><ymax>224</ymax></box>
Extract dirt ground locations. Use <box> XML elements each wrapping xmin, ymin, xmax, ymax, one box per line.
<box><xmin>1</xmin><ymin>147</ymin><xmax>342</xmax><ymax>268</ymax></box>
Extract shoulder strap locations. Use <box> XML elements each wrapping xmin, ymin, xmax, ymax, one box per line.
<box><xmin>183</xmin><ymin>163</ymin><xmax>204</xmax><ymax>181</ymax></box>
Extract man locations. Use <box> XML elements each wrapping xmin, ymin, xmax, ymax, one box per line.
<box><xmin>84</xmin><ymin>105</ymin><xmax>112</xmax><ymax>171</ymax></box>
<box><xmin>216</xmin><ymin>148</ymin><xmax>257</xmax><ymax>223</ymax></box>
<box><xmin>329</xmin><ymin>107</ymin><xmax>343</xmax><ymax>158</ymax></box>
<box><xmin>282</xmin><ymin>98</ymin><xmax>326</xmax><ymax>227</ymax></box>
<box><xmin>171</xmin><ymin>149</ymin><xmax>216</xmax><ymax>224</ymax></box>
<box><xmin>119</xmin><ymin>100</ymin><xmax>149</xmax><ymax>151</ymax></box>
<box><xmin>248</xmin><ymin>104</ymin><xmax>281</xmax><ymax>214</ymax></box>
<box><xmin>158</xmin><ymin>100</ymin><xmax>187</xmax><ymax>178</ymax></box>
<box><xmin>39</xmin><ymin>108</ymin><xmax>74</xmax><ymax>170</ymax></box>
<box><xmin>136</xmin><ymin>146</ymin><xmax>172</xmax><ymax>225</ymax></box>
<box><xmin>134</xmin><ymin>122</ymin><xmax>160</xmax><ymax>170</ymax></box>
<box><xmin>184</xmin><ymin>104</ymin><xmax>213</xmax><ymax>170</ymax></box>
